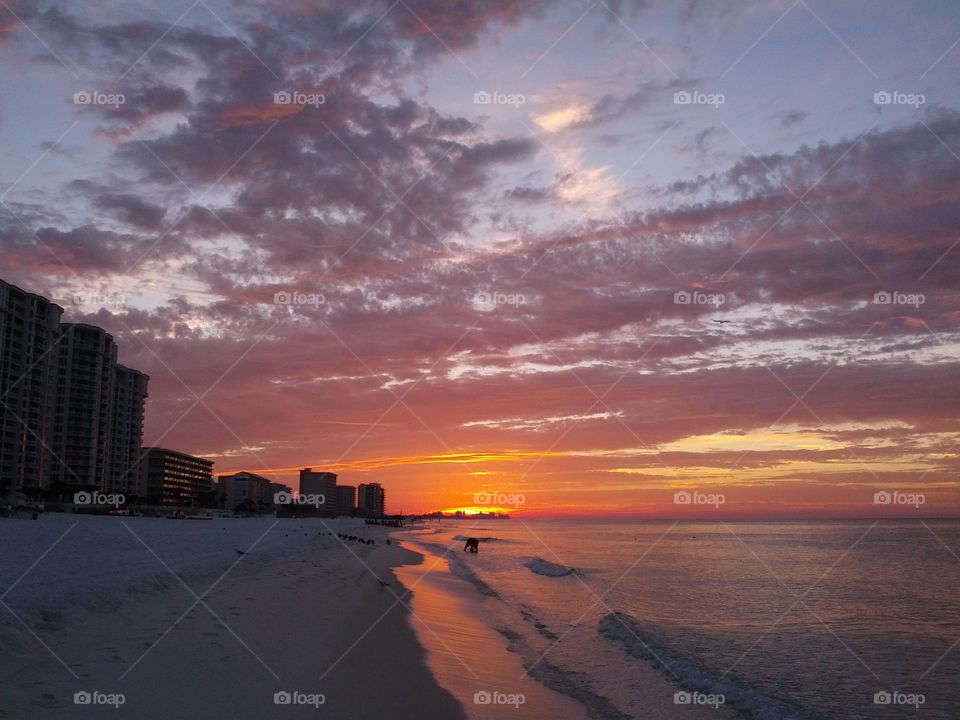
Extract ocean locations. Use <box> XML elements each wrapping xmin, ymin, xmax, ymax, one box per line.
<box><xmin>395</xmin><ymin>519</ymin><xmax>960</xmax><ymax>719</ymax></box>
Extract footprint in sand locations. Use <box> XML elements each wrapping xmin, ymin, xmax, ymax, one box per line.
<box><xmin>32</xmin><ymin>693</ymin><xmax>59</xmax><ymax>708</ymax></box>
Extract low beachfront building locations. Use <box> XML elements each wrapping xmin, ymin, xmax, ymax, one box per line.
<box><xmin>138</xmin><ymin>447</ymin><xmax>213</xmax><ymax>506</ymax></box>
<box><xmin>218</xmin><ymin>471</ymin><xmax>272</xmax><ymax>512</ymax></box>
<box><xmin>266</xmin><ymin>481</ymin><xmax>293</xmax><ymax>510</ymax></box>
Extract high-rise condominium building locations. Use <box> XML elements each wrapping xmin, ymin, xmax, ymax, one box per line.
<box><xmin>50</xmin><ymin>323</ymin><xmax>117</xmax><ymax>487</ymax></box>
<box><xmin>357</xmin><ymin>483</ymin><xmax>385</xmax><ymax>516</ymax></box>
<box><xmin>335</xmin><ymin>485</ymin><xmax>356</xmax><ymax>515</ymax></box>
<box><xmin>110</xmin><ymin>365</ymin><xmax>149</xmax><ymax>494</ymax></box>
<box><xmin>0</xmin><ymin>279</ymin><xmax>149</xmax><ymax>497</ymax></box>
<box><xmin>0</xmin><ymin>281</ymin><xmax>62</xmax><ymax>493</ymax></box>
<box><xmin>299</xmin><ymin>468</ymin><xmax>337</xmax><ymax>515</ymax></box>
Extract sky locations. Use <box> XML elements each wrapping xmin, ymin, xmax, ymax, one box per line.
<box><xmin>1</xmin><ymin>0</ymin><xmax>959</xmax><ymax>518</ymax></box>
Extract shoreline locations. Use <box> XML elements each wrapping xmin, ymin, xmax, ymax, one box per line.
<box><xmin>392</xmin><ymin>534</ymin><xmax>593</xmax><ymax>719</ymax></box>
<box><xmin>0</xmin><ymin>515</ymin><xmax>464</xmax><ymax>719</ymax></box>
<box><xmin>391</xmin><ymin>527</ymin><xmax>743</xmax><ymax>720</ymax></box>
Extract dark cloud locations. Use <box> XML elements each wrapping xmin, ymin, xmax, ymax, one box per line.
<box><xmin>94</xmin><ymin>192</ymin><xmax>167</xmax><ymax>229</ymax></box>
<box><xmin>779</xmin><ymin>109</ymin><xmax>808</xmax><ymax>128</ymax></box>
<box><xmin>505</xmin><ymin>185</ymin><xmax>555</xmax><ymax>204</ymax></box>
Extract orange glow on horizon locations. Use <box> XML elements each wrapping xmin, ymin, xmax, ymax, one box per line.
<box><xmin>216</xmin><ymin>449</ymin><xmax>567</xmax><ymax>476</ymax></box>
<box><xmin>205</xmin><ymin>425</ymin><xmax>960</xmax><ymax>518</ymax></box>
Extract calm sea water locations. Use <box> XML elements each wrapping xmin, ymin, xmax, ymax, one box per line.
<box><xmin>401</xmin><ymin>519</ymin><xmax>960</xmax><ymax>719</ymax></box>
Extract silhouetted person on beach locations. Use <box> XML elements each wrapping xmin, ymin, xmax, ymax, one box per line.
<box><xmin>464</xmin><ymin>538</ymin><xmax>480</xmax><ymax>553</ymax></box>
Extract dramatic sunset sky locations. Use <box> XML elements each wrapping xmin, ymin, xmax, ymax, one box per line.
<box><xmin>1</xmin><ymin>0</ymin><xmax>958</xmax><ymax>517</ymax></box>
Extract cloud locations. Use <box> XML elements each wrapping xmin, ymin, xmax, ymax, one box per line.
<box><xmin>2</xmin><ymin>0</ymin><xmax>959</xmax><ymax>514</ymax></box>
<box><xmin>779</xmin><ymin>109</ymin><xmax>808</xmax><ymax>128</ymax></box>
<box><xmin>533</xmin><ymin>103</ymin><xmax>592</xmax><ymax>133</ymax></box>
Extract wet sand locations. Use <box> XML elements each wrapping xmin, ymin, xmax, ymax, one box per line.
<box><xmin>393</xmin><ymin>535</ymin><xmax>593</xmax><ymax>720</ymax></box>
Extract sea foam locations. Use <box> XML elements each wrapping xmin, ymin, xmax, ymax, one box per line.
<box><xmin>599</xmin><ymin>611</ymin><xmax>809</xmax><ymax>720</ymax></box>
<box><xmin>524</xmin><ymin>557</ymin><xmax>578</xmax><ymax>577</ymax></box>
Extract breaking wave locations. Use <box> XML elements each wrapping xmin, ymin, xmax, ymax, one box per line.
<box><xmin>599</xmin><ymin>611</ymin><xmax>809</xmax><ymax>720</ymax></box>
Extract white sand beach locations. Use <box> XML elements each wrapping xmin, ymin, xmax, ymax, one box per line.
<box><xmin>1</xmin><ymin>515</ymin><xmax>738</xmax><ymax>720</ymax></box>
<box><xmin>0</xmin><ymin>515</ymin><xmax>464</xmax><ymax>719</ymax></box>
